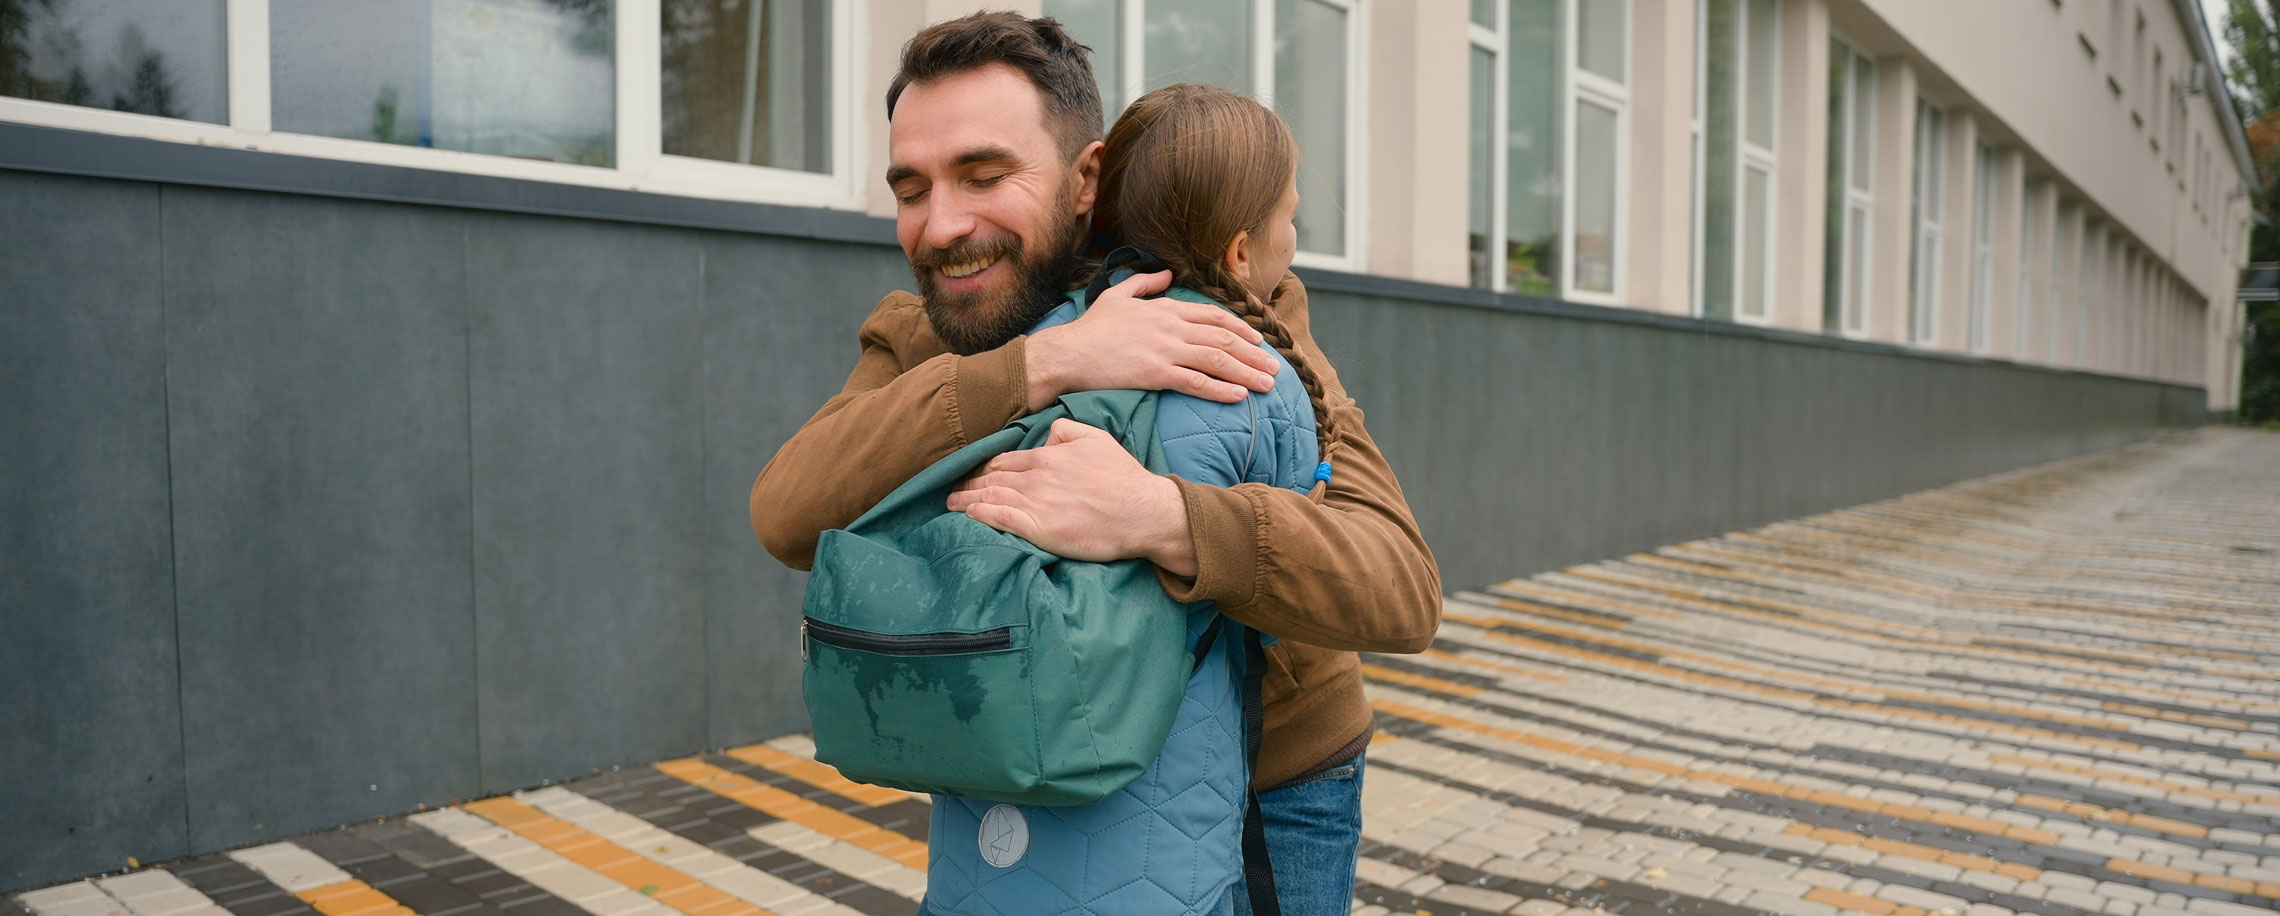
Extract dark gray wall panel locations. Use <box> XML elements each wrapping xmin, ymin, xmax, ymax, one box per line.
<box><xmin>0</xmin><ymin>173</ymin><xmax>186</xmax><ymax>882</ymax></box>
<box><xmin>468</xmin><ymin>214</ymin><xmax>707</xmax><ymax>790</ymax></box>
<box><xmin>1302</xmin><ymin>291</ymin><xmax>2200</xmax><ymax>591</ymax></box>
<box><xmin>698</xmin><ymin>235</ymin><xmax>909</xmax><ymax>745</ymax></box>
<box><xmin>161</xmin><ymin>188</ymin><xmax>478</xmax><ymax>851</ymax></box>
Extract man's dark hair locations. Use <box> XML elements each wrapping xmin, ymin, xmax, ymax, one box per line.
<box><xmin>885</xmin><ymin>11</ymin><xmax>1104</xmax><ymax>161</ymax></box>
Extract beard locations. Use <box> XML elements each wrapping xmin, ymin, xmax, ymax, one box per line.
<box><xmin>910</xmin><ymin>203</ymin><xmax>1085</xmax><ymax>356</ymax></box>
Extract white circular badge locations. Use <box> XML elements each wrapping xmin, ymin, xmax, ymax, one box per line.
<box><xmin>977</xmin><ymin>804</ymin><xmax>1029</xmax><ymax>867</ymax></box>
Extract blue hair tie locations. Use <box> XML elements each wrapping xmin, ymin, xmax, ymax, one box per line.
<box><xmin>1313</xmin><ymin>462</ymin><xmax>1333</xmax><ymax>484</ymax></box>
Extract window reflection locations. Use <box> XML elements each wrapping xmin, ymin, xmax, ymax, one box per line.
<box><xmin>662</xmin><ymin>0</ymin><xmax>830</xmax><ymax>172</ymax></box>
<box><xmin>0</xmin><ymin>0</ymin><xmax>228</xmax><ymax>124</ymax></box>
<box><xmin>271</xmin><ymin>0</ymin><xmax>615</xmax><ymax>166</ymax></box>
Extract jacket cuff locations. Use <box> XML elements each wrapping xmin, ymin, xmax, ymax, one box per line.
<box><xmin>949</xmin><ymin>337</ymin><xmax>1030</xmax><ymax>444</ymax></box>
<box><xmin>1156</xmin><ymin>476</ymin><xmax>1262</xmax><ymax>608</ymax></box>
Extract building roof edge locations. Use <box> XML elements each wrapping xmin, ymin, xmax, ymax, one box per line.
<box><xmin>2172</xmin><ymin>0</ymin><xmax>2263</xmax><ymax>188</ymax></box>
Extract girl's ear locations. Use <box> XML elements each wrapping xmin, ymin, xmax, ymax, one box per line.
<box><xmin>1221</xmin><ymin>230</ymin><xmax>1253</xmax><ymax>280</ymax></box>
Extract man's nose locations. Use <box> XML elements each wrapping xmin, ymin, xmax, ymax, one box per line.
<box><xmin>920</xmin><ymin>190</ymin><xmax>978</xmax><ymax>251</ymax></box>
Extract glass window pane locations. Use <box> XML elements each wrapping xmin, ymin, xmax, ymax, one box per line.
<box><xmin>1846</xmin><ymin>206</ymin><xmax>1868</xmax><ymax>330</ymax></box>
<box><xmin>1508</xmin><ymin>0</ymin><xmax>1562</xmax><ymax>296</ymax></box>
<box><xmin>1578</xmin><ymin>0</ymin><xmax>1623</xmax><ymax>84</ymax></box>
<box><xmin>1744</xmin><ymin>0</ymin><xmax>1776</xmax><ymax>149</ymax></box>
<box><xmin>1469</xmin><ymin>46</ymin><xmax>1494</xmax><ymax>289</ymax></box>
<box><xmin>1701</xmin><ymin>0</ymin><xmax>1737</xmax><ymax>318</ymax></box>
<box><xmin>1849</xmin><ymin>53</ymin><xmax>1873</xmax><ymax>191</ymax></box>
<box><xmin>1</xmin><ymin>0</ymin><xmax>228</xmax><ymax>123</ymax></box>
<box><xmin>1574</xmin><ymin>99</ymin><xmax>1618</xmax><ymax>294</ymax></box>
<box><xmin>1144</xmin><ymin>0</ymin><xmax>1247</xmax><ymax>93</ymax></box>
<box><xmin>273</xmin><ymin>0</ymin><xmax>616</xmax><ymax>166</ymax></box>
<box><xmin>663</xmin><ymin>0</ymin><xmax>830</xmax><ymax>172</ymax></box>
<box><xmin>1044</xmin><ymin>0</ymin><xmax>1119</xmax><ymax>122</ymax></box>
<box><xmin>1743</xmin><ymin>164</ymin><xmax>1769</xmax><ymax>317</ymax></box>
<box><xmin>1823</xmin><ymin>38</ymin><xmax>1847</xmax><ymax>331</ymax></box>
<box><xmin>1275</xmin><ymin>0</ymin><xmax>1345</xmax><ymax>256</ymax></box>
<box><xmin>1472</xmin><ymin>0</ymin><xmax>1496</xmax><ymax>28</ymax></box>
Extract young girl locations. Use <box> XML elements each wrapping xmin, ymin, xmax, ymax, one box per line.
<box><xmin>920</xmin><ymin>85</ymin><xmax>1338</xmax><ymax>916</ymax></box>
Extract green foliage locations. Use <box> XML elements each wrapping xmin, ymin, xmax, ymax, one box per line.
<box><xmin>2223</xmin><ymin>1</ymin><xmax>2280</xmax><ymax>421</ymax></box>
<box><xmin>2242</xmin><ymin>302</ymin><xmax>2280</xmax><ymax>422</ymax></box>
<box><xmin>2225</xmin><ymin>1</ymin><xmax>2280</xmax><ymax>123</ymax></box>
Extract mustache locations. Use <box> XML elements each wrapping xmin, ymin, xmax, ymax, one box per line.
<box><xmin>910</xmin><ymin>236</ymin><xmax>1022</xmax><ymax>272</ymax></box>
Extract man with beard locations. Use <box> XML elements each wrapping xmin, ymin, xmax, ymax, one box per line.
<box><xmin>751</xmin><ymin>12</ymin><xmax>1440</xmax><ymax>915</ymax></box>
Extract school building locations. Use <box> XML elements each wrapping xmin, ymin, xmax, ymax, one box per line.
<box><xmin>0</xmin><ymin>0</ymin><xmax>2254</xmax><ymax>886</ymax></box>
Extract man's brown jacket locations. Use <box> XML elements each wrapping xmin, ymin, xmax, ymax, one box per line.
<box><xmin>750</xmin><ymin>274</ymin><xmax>1441</xmax><ymax>788</ymax></box>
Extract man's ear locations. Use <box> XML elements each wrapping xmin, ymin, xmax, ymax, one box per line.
<box><xmin>1070</xmin><ymin>140</ymin><xmax>1106</xmax><ymax>215</ymax></box>
<box><xmin>1222</xmin><ymin>230</ymin><xmax>1254</xmax><ymax>280</ymax></box>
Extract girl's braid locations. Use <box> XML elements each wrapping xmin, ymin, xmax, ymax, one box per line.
<box><xmin>1227</xmin><ymin>287</ymin><xmax>1341</xmax><ymax>501</ymax></box>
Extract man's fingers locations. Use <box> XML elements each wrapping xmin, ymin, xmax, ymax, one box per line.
<box><xmin>1106</xmin><ymin>269</ymin><xmax>1174</xmax><ymax>300</ymax></box>
<box><xmin>1181</xmin><ymin>340</ymin><xmax>1277</xmax><ymax>393</ymax></box>
<box><xmin>947</xmin><ymin>484</ymin><xmax>1032</xmax><ymax>514</ymax></box>
<box><xmin>1177</xmin><ymin>301</ymin><xmax>1265</xmax><ymax>345</ymax></box>
<box><xmin>1172</xmin><ymin>368</ymin><xmax>1251</xmax><ymax>404</ymax></box>
<box><xmin>980</xmin><ymin>450</ymin><xmax>1041</xmax><ymax>473</ymax></box>
<box><xmin>960</xmin><ymin>501</ymin><xmax>1039</xmax><ymax>540</ymax></box>
<box><xmin>1045</xmin><ymin>418</ymin><xmax>1110</xmax><ymax>446</ymax></box>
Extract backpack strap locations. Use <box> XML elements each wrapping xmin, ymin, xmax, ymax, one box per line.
<box><xmin>1240</xmin><ymin>629</ymin><xmax>1284</xmax><ymax>916</ymax></box>
<box><xmin>1190</xmin><ymin>617</ymin><xmax>1223</xmax><ymax>672</ymax></box>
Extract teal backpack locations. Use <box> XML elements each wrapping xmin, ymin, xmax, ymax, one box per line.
<box><xmin>799</xmin><ymin>385</ymin><xmax>1210</xmax><ymax>806</ymax></box>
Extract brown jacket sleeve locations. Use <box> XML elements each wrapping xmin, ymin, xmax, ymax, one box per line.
<box><xmin>1155</xmin><ymin>274</ymin><xmax>1443</xmax><ymax>653</ymax></box>
<box><xmin>749</xmin><ymin>291</ymin><xmax>1031</xmax><ymax>570</ymax></box>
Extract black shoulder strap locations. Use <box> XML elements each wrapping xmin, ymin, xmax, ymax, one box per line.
<box><xmin>1082</xmin><ymin>246</ymin><xmax>1170</xmax><ymax>308</ymax></box>
<box><xmin>1240</xmin><ymin>629</ymin><xmax>1284</xmax><ymax>916</ymax></box>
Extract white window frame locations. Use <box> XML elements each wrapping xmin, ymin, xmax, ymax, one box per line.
<box><xmin>1092</xmin><ymin>0</ymin><xmax>1368</xmax><ymax>272</ymax></box>
<box><xmin>1910</xmin><ymin>99</ymin><xmax>1945</xmax><ymax>347</ymax></box>
<box><xmin>0</xmin><ymin>0</ymin><xmax>870</xmax><ymax>211</ymax></box>
<box><xmin>1733</xmin><ymin>0</ymin><xmax>1777</xmax><ymax>325</ymax></box>
<box><xmin>1563</xmin><ymin>1</ymin><xmax>1630</xmax><ymax>306</ymax></box>
<box><xmin>1477</xmin><ymin>0</ymin><xmax>1629</xmax><ymax>305</ymax></box>
<box><xmin>1969</xmin><ymin>141</ymin><xmax>1995</xmax><ymax>355</ymax></box>
<box><xmin>1828</xmin><ymin>36</ymin><xmax>1874</xmax><ymax>338</ymax></box>
<box><xmin>1694</xmin><ymin>0</ymin><xmax>1777</xmax><ymax>324</ymax></box>
<box><xmin>1470</xmin><ymin>10</ymin><xmax>1507</xmax><ymax>293</ymax></box>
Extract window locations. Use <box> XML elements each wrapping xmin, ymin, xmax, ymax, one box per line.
<box><xmin>273</xmin><ymin>0</ymin><xmax>616</xmax><ymax>166</ymax></box>
<box><xmin>1823</xmin><ymin>37</ymin><xmax>1873</xmax><ymax>335</ymax></box>
<box><xmin>2077</xmin><ymin>220</ymin><xmax>2096</xmax><ymax>364</ymax></box>
<box><xmin>1049</xmin><ymin>0</ymin><xmax>1364</xmax><ymax>264</ymax></box>
<box><xmin>2050</xmin><ymin>198</ymin><xmax>2069</xmax><ymax>363</ymax></box>
<box><xmin>0</xmin><ymin>0</ymin><xmax>866</xmax><ymax>209</ymax></box>
<box><xmin>662</xmin><ymin>0</ymin><xmax>833</xmax><ymax>173</ymax></box>
<box><xmin>1469</xmin><ymin>0</ymin><xmax>1630</xmax><ymax>301</ymax></box>
<box><xmin>2017</xmin><ymin>178</ymin><xmax>2036</xmax><ymax>358</ymax></box>
<box><xmin>1698</xmin><ymin>0</ymin><xmax>1777</xmax><ymax>321</ymax></box>
<box><xmin>1909</xmin><ymin>99</ymin><xmax>1944</xmax><ymax>345</ymax></box>
<box><xmin>1970</xmin><ymin>142</ymin><xmax>1995</xmax><ymax>354</ymax></box>
<box><xmin>0</xmin><ymin>0</ymin><xmax>229</xmax><ymax>123</ymax></box>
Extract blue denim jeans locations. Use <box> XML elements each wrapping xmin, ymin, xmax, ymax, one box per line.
<box><xmin>1231</xmin><ymin>752</ymin><xmax>1366</xmax><ymax>916</ymax></box>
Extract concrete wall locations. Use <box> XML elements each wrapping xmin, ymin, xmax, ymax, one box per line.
<box><xmin>0</xmin><ymin>144</ymin><xmax>2205</xmax><ymax>889</ymax></box>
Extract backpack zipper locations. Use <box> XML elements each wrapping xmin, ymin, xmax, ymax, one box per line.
<box><xmin>802</xmin><ymin>617</ymin><xmax>1014</xmax><ymax>657</ymax></box>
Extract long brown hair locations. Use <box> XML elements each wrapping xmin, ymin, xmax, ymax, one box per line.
<box><xmin>1092</xmin><ymin>84</ymin><xmax>1341</xmax><ymax>478</ymax></box>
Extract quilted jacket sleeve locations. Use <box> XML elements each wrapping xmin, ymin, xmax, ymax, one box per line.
<box><xmin>1155</xmin><ymin>274</ymin><xmax>1442</xmax><ymax>654</ymax></box>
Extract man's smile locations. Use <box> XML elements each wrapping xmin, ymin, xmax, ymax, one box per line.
<box><xmin>937</xmin><ymin>255</ymin><xmax>1004</xmax><ymax>290</ymax></box>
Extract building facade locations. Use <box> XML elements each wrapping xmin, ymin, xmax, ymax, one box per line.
<box><xmin>0</xmin><ymin>0</ymin><xmax>2245</xmax><ymax>884</ymax></box>
<box><xmin>1</xmin><ymin>0</ymin><xmax>2254</xmax><ymax>401</ymax></box>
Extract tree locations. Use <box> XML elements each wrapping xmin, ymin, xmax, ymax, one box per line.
<box><xmin>2223</xmin><ymin>1</ymin><xmax>2280</xmax><ymax>421</ymax></box>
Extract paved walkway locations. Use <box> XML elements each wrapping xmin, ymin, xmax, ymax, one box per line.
<box><xmin>14</xmin><ymin>429</ymin><xmax>2279</xmax><ymax>916</ymax></box>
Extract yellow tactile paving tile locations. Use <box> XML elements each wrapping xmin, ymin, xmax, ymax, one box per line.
<box><xmin>293</xmin><ymin>881</ymin><xmax>413</xmax><ymax>916</ymax></box>
<box><xmin>721</xmin><ymin>743</ymin><xmax>915</xmax><ymax>809</ymax></box>
<box><xmin>1437</xmin><ymin>614</ymin><xmax>2148</xmax><ymax>754</ymax></box>
<box><xmin>462</xmin><ymin>797</ymin><xmax>771</xmax><ymax>916</ymax></box>
<box><xmin>653</xmin><ymin>757</ymin><xmax>929</xmax><ymax>871</ymax></box>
